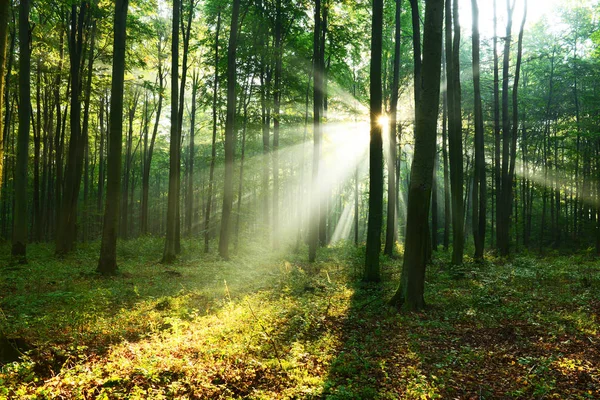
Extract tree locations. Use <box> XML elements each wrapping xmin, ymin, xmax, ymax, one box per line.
<box><xmin>308</xmin><ymin>0</ymin><xmax>322</xmax><ymax>263</ymax></box>
<box><xmin>363</xmin><ymin>0</ymin><xmax>384</xmax><ymax>282</ymax></box>
<box><xmin>390</xmin><ymin>0</ymin><xmax>444</xmax><ymax>310</ymax></box>
<box><xmin>0</xmin><ymin>0</ymin><xmax>10</xmax><ymax>201</ymax></box>
<box><xmin>204</xmin><ymin>10</ymin><xmax>221</xmax><ymax>253</ymax></box>
<box><xmin>56</xmin><ymin>2</ymin><xmax>89</xmax><ymax>255</ymax></box>
<box><xmin>384</xmin><ymin>0</ymin><xmax>402</xmax><ymax>258</ymax></box>
<box><xmin>445</xmin><ymin>0</ymin><xmax>464</xmax><ymax>265</ymax></box>
<box><xmin>163</xmin><ymin>0</ymin><xmax>181</xmax><ymax>263</ymax></box>
<box><xmin>12</xmin><ymin>0</ymin><xmax>30</xmax><ymax>260</ymax></box>
<box><xmin>471</xmin><ymin>0</ymin><xmax>486</xmax><ymax>260</ymax></box>
<box><xmin>97</xmin><ymin>0</ymin><xmax>129</xmax><ymax>275</ymax></box>
<box><xmin>141</xmin><ymin>25</ymin><xmax>166</xmax><ymax>236</ymax></box>
<box><xmin>218</xmin><ymin>0</ymin><xmax>241</xmax><ymax>260</ymax></box>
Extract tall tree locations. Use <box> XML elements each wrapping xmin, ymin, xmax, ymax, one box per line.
<box><xmin>204</xmin><ymin>10</ymin><xmax>221</xmax><ymax>253</ymax></box>
<box><xmin>272</xmin><ymin>0</ymin><xmax>283</xmax><ymax>250</ymax></box>
<box><xmin>364</xmin><ymin>0</ymin><xmax>384</xmax><ymax>282</ymax></box>
<box><xmin>308</xmin><ymin>0</ymin><xmax>322</xmax><ymax>263</ymax></box>
<box><xmin>0</xmin><ymin>0</ymin><xmax>10</xmax><ymax>202</ymax></box>
<box><xmin>12</xmin><ymin>0</ymin><xmax>30</xmax><ymax>259</ymax></box>
<box><xmin>141</xmin><ymin>22</ymin><xmax>166</xmax><ymax>236</ymax></box>
<box><xmin>56</xmin><ymin>2</ymin><xmax>88</xmax><ymax>255</ymax></box>
<box><xmin>97</xmin><ymin>0</ymin><xmax>129</xmax><ymax>275</ymax></box>
<box><xmin>186</xmin><ymin>70</ymin><xmax>199</xmax><ymax>237</ymax></box>
<box><xmin>445</xmin><ymin>0</ymin><xmax>464</xmax><ymax>265</ymax></box>
<box><xmin>497</xmin><ymin>0</ymin><xmax>515</xmax><ymax>256</ymax></box>
<box><xmin>163</xmin><ymin>0</ymin><xmax>181</xmax><ymax>263</ymax></box>
<box><xmin>471</xmin><ymin>0</ymin><xmax>486</xmax><ymax>259</ymax></box>
<box><xmin>390</xmin><ymin>0</ymin><xmax>445</xmax><ymax>310</ymax></box>
<box><xmin>218</xmin><ymin>0</ymin><xmax>240</xmax><ymax>260</ymax></box>
<box><xmin>384</xmin><ymin>0</ymin><xmax>402</xmax><ymax>257</ymax></box>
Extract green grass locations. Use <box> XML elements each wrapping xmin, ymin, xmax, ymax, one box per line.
<box><xmin>1</xmin><ymin>238</ymin><xmax>599</xmax><ymax>399</ymax></box>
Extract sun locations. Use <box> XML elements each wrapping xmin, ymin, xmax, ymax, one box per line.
<box><xmin>377</xmin><ymin>114</ymin><xmax>390</xmax><ymax>128</ymax></box>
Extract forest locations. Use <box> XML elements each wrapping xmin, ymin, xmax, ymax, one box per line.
<box><xmin>0</xmin><ymin>0</ymin><xmax>599</xmax><ymax>397</ymax></box>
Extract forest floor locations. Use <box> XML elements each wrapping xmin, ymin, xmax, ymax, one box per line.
<box><xmin>1</xmin><ymin>238</ymin><xmax>599</xmax><ymax>399</ymax></box>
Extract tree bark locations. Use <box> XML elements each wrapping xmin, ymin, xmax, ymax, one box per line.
<box><xmin>272</xmin><ymin>0</ymin><xmax>283</xmax><ymax>249</ymax></box>
<box><xmin>390</xmin><ymin>0</ymin><xmax>444</xmax><ymax>311</ymax></box>
<box><xmin>446</xmin><ymin>0</ymin><xmax>464</xmax><ymax>265</ymax></box>
<box><xmin>98</xmin><ymin>0</ymin><xmax>129</xmax><ymax>275</ymax></box>
<box><xmin>0</xmin><ymin>0</ymin><xmax>9</xmax><ymax>201</ymax></box>
<box><xmin>385</xmin><ymin>0</ymin><xmax>402</xmax><ymax>257</ymax></box>
<box><xmin>56</xmin><ymin>3</ymin><xmax>88</xmax><ymax>255</ymax></box>
<box><xmin>204</xmin><ymin>11</ymin><xmax>221</xmax><ymax>253</ymax></box>
<box><xmin>364</xmin><ymin>0</ymin><xmax>384</xmax><ymax>282</ymax></box>
<box><xmin>218</xmin><ymin>0</ymin><xmax>240</xmax><ymax>260</ymax></box>
<box><xmin>163</xmin><ymin>0</ymin><xmax>180</xmax><ymax>263</ymax></box>
<box><xmin>471</xmin><ymin>0</ymin><xmax>486</xmax><ymax>260</ymax></box>
<box><xmin>12</xmin><ymin>0</ymin><xmax>29</xmax><ymax>260</ymax></box>
<box><xmin>308</xmin><ymin>0</ymin><xmax>322</xmax><ymax>263</ymax></box>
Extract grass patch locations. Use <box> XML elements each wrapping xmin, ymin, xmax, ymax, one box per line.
<box><xmin>1</xmin><ymin>239</ymin><xmax>599</xmax><ymax>398</ymax></box>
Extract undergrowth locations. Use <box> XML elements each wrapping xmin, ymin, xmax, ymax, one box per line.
<box><xmin>0</xmin><ymin>238</ymin><xmax>599</xmax><ymax>399</ymax></box>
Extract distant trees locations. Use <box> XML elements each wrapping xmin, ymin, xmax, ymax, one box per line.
<box><xmin>0</xmin><ymin>0</ymin><xmax>599</xmax><ymax>292</ymax></box>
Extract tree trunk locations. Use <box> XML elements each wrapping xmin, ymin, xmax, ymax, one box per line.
<box><xmin>12</xmin><ymin>0</ymin><xmax>30</xmax><ymax>260</ymax></box>
<box><xmin>204</xmin><ymin>11</ymin><xmax>221</xmax><ymax>253</ymax></box>
<box><xmin>235</xmin><ymin>79</ymin><xmax>253</xmax><ymax>250</ymax></box>
<box><xmin>217</xmin><ymin>0</ymin><xmax>240</xmax><ymax>260</ymax></box>
<box><xmin>308</xmin><ymin>0</ymin><xmax>322</xmax><ymax>263</ymax></box>
<box><xmin>384</xmin><ymin>0</ymin><xmax>402</xmax><ymax>257</ymax></box>
<box><xmin>364</xmin><ymin>0</ymin><xmax>384</xmax><ymax>282</ymax></box>
<box><xmin>497</xmin><ymin>0</ymin><xmax>514</xmax><ymax>256</ymax></box>
<box><xmin>446</xmin><ymin>0</ymin><xmax>464</xmax><ymax>265</ymax></box>
<box><xmin>471</xmin><ymin>0</ymin><xmax>486</xmax><ymax>260</ymax></box>
<box><xmin>98</xmin><ymin>0</ymin><xmax>128</xmax><ymax>275</ymax></box>
<box><xmin>442</xmin><ymin>59</ymin><xmax>450</xmax><ymax>251</ymax></box>
<box><xmin>163</xmin><ymin>0</ymin><xmax>180</xmax><ymax>263</ymax></box>
<box><xmin>186</xmin><ymin>70</ymin><xmax>198</xmax><ymax>237</ymax></box>
<box><xmin>56</xmin><ymin>3</ymin><xmax>88</xmax><ymax>255</ymax></box>
<box><xmin>141</xmin><ymin>35</ymin><xmax>165</xmax><ymax>235</ymax></box>
<box><xmin>507</xmin><ymin>0</ymin><xmax>527</xmax><ymax>249</ymax></box>
<box><xmin>0</xmin><ymin>0</ymin><xmax>9</xmax><ymax>201</ymax></box>
<box><xmin>272</xmin><ymin>0</ymin><xmax>282</xmax><ymax>249</ymax></box>
<box><xmin>390</xmin><ymin>0</ymin><xmax>444</xmax><ymax>311</ymax></box>
<box><xmin>33</xmin><ymin>61</ymin><xmax>41</xmax><ymax>242</ymax></box>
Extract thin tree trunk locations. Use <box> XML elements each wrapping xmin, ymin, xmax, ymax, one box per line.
<box><xmin>12</xmin><ymin>0</ymin><xmax>29</xmax><ymax>260</ymax></box>
<box><xmin>218</xmin><ymin>0</ymin><xmax>240</xmax><ymax>260</ymax></box>
<box><xmin>163</xmin><ymin>0</ymin><xmax>180</xmax><ymax>263</ymax></box>
<box><xmin>308</xmin><ymin>0</ymin><xmax>322</xmax><ymax>263</ymax></box>
<box><xmin>364</xmin><ymin>0</ymin><xmax>384</xmax><ymax>282</ymax></box>
<box><xmin>272</xmin><ymin>0</ymin><xmax>283</xmax><ymax>249</ymax></box>
<box><xmin>186</xmin><ymin>70</ymin><xmax>198</xmax><ymax>237</ymax></box>
<box><xmin>204</xmin><ymin>11</ymin><xmax>221</xmax><ymax>253</ymax></box>
<box><xmin>0</xmin><ymin>0</ymin><xmax>9</xmax><ymax>201</ymax></box>
<box><xmin>56</xmin><ymin>3</ymin><xmax>88</xmax><ymax>255</ymax></box>
<box><xmin>385</xmin><ymin>0</ymin><xmax>402</xmax><ymax>257</ymax></box>
<box><xmin>471</xmin><ymin>0</ymin><xmax>486</xmax><ymax>259</ymax></box>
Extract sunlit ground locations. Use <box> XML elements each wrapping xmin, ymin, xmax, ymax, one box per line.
<box><xmin>1</xmin><ymin>239</ymin><xmax>598</xmax><ymax>398</ymax></box>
